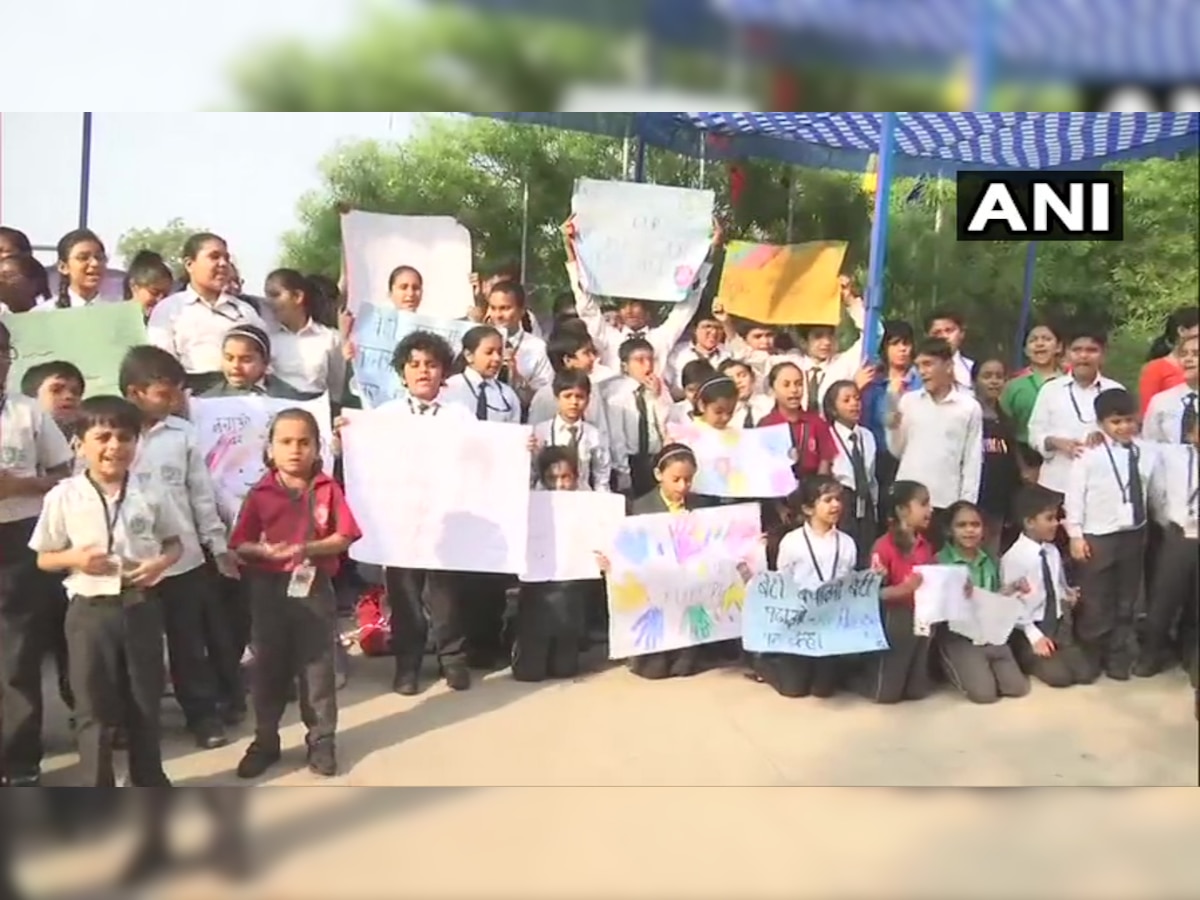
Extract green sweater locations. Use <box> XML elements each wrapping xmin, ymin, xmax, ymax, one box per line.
<box><xmin>936</xmin><ymin>545</ymin><xmax>1000</xmax><ymax>592</ymax></box>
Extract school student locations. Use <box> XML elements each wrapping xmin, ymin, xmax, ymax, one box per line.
<box><xmin>935</xmin><ymin>500</ymin><xmax>1030</xmax><ymax>704</ymax></box>
<box><xmin>718</xmin><ymin>313</ymin><xmax>794</xmax><ymax>388</ymax></box>
<box><xmin>860</xmin><ymin>320</ymin><xmax>921</xmax><ymax>504</ymax></box>
<box><xmin>231</xmin><ymin>408</ymin><xmax>361</xmax><ymax>779</ymax></box>
<box><xmin>605</xmin><ymin>338</ymin><xmax>669</xmax><ymax>495</ymax></box>
<box><xmin>719</xmin><ymin>358</ymin><xmax>773</xmax><ymax>429</ymax></box>
<box><xmin>974</xmin><ymin>358</ymin><xmax>1030</xmax><ymax>552</ymax></box>
<box><xmin>147</xmin><ymin>232</ymin><xmax>266</xmax><ymax>393</ymax></box>
<box><xmin>598</xmin><ymin>444</ymin><xmax>714</xmax><ymax>679</ymax></box>
<box><xmin>1138</xmin><ymin>306</ymin><xmax>1199</xmax><ymax>418</ymax></box>
<box><xmin>120</xmin><ymin>345</ymin><xmax>241</xmax><ymax>747</ymax></box>
<box><xmin>1135</xmin><ymin>408</ymin><xmax>1199</xmax><ymax>683</ymax></box>
<box><xmin>30</xmin><ymin>395</ymin><xmax>186</xmax><ymax>787</ymax></box>
<box><xmin>123</xmin><ymin>250</ymin><xmax>175</xmax><ymax>321</ymax></box>
<box><xmin>666</xmin><ymin>313</ymin><xmax>730</xmax><ymax>394</ymax></box>
<box><xmin>512</xmin><ymin>447</ymin><xmax>593</xmax><ymax>681</ymax></box>
<box><xmin>0</xmin><ymin>250</ymin><xmax>53</xmax><ymax>313</ymax></box>
<box><xmin>200</xmin><ymin>326</ymin><xmax>314</xmax><ymax>400</ymax></box>
<box><xmin>665</xmin><ymin>359</ymin><xmax>717</xmax><ymax>426</ymax></box>
<box><xmin>1003</xmin><ymin>485</ymin><xmax>1094</xmax><ymax>687</ymax></box>
<box><xmin>794</xmin><ymin>302</ymin><xmax>868</xmax><ymax>413</ymax></box>
<box><xmin>442</xmin><ymin>325</ymin><xmax>524</xmax><ymax>424</ymax></box>
<box><xmin>37</xmin><ymin>228</ymin><xmax>119</xmax><ymax>311</ymax></box>
<box><xmin>823</xmin><ymin>379</ymin><xmax>876</xmax><ymax>566</ymax></box>
<box><xmin>530</xmin><ymin>369</ymin><xmax>611</xmax><ymax>491</ymax></box>
<box><xmin>756</xmin><ymin>475</ymin><xmax>857</xmax><ymax>699</ymax></box>
<box><xmin>0</xmin><ymin>323</ymin><xmax>75</xmax><ymax>786</ymax></box>
<box><xmin>925</xmin><ymin>309</ymin><xmax>974</xmax><ymax>393</ymax></box>
<box><xmin>757</xmin><ymin>363</ymin><xmax>837</xmax><ymax>479</ymax></box>
<box><xmin>261</xmin><ymin>269</ymin><xmax>347</xmax><ymax>401</ymax></box>
<box><xmin>1142</xmin><ymin>334</ymin><xmax>1198</xmax><ymax>444</ymax></box>
<box><xmin>885</xmin><ymin>337</ymin><xmax>983</xmax><ymax>545</ymax></box>
<box><xmin>387</xmin><ymin>264</ymin><xmax>423</xmax><ymax>311</ymax></box>
<box><xmin>1064</xmin><ymin>388</ymin><xmax>1157</xmax><ymax>680</ymax></box>
<box><xmin>1027</xmin><ymin>327</ymin><xmax>1123</xmax><ymax>496</ymax></box>
<box><xmin>484</xmin><ymin>280</ymin><xmax>554</xmax><ymax>402</ymax></box>
<box><xmin>999</xmin><ymin>320</ymin><xmax>1064</xmax><ymax>460</ymax></box>
<box><xmin>851</xmin><ymin>480</ymin><xmax>937</xmax><ymax>704</ymax></box>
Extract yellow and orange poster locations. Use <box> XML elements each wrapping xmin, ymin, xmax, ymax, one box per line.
<box><xmin>717</xmin><ymin>239</ymin><xmax>848</xmax><ymax>326</ymax></box>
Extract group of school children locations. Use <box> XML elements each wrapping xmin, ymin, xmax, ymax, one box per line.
<box><xmin>0</xmin><ymin>218</ymin><xmax>1196</xmax><ymax>790</ymax></box>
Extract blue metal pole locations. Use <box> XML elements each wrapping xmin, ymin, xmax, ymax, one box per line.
<box><xmin>969</xmin><ymin>0</ymin><xmax>997</xmax><ymax>111</ymax></box>
<box><xmin>862</xmin><ymin>112</ymin><xmax>897</xmax><ymax>363</ymax></box>
<box><xmin>78</xmin><ymin>112</ymin><xmax>93</xmax><ymax>229</ymax></box>
<box><xmin>633</xmin><ymin>134</ymin><xmax>647</xmax><ymax>183</ymax></box>
<box><xmin>1014</xmin><ymin>241</ymin><xmax>1038</xmax><ymax>368</ymax></box>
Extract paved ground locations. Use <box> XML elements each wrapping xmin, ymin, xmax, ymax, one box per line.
<box><xmin>17</xmin><ymin>650</ymin><xmax>1200</xmax><ymax>898</ymax></box>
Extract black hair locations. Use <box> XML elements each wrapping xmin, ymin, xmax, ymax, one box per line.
<box><xmin>716</xmin><ymin>357</ymin><xmax>751</xmax><ymax>378</ymax></box>
<box><xmin>551</xmin><ymin>291</ymin><xmax>577</xmax><ymax>322</ymax></box>
<box><xmin>774</xmin><ymin>331</ymin><xmax>798</xmax><ymax>353</ymax></box>
<box><xmin>123</xmin><ymin>250</ymin><xmax>173</xmax><ymax>300</ymax></box>
<box><xmin>884</xmin><ymin>480</ymin><xmax>929</xmax><ymax>555</ymax></box>
<box><xmin>387</xmin><ymin>265</ymin><xmax>423</xmax><ymax>292</ymax></box>
<box><xmin>550</xmin><ymin>317</ymin><xmax>590</xmax><ymax>341</ymax></box>
<box><xmin>1066</xmin><ymin>325</ymin><xmax>1108</xmax><ymax>348</ymax></box>
<box><xmin>618</xmin><ymin>336</ymin><xmax>655</xmax><ymax>366</ymax></box>
<box><xmin>487</xmin><ymin>280</ymin><xmax>526</xmax><ymax>309</ymax></box>
<box><xmin>454</xmin><ymin>325</ymin><xmax>502</xmax><ymax>375</ymax></box>
<box><xmin>944</xmin><ymin>499</ymin><xmax>983</xmax><ymax>526</ymax></box>
<box><xmin>75</xmin><ymin>395</ymin><xmax>142</xmax><ymax>438</ymax></box>
<box><xmin>391</xmin><ymin>330</ymin><xmax>454</xmax><ymax>376</ymax></box>
<box><xmin>970</xmin><ymin>357</ymin><xmax>1008</xmax><ymax>382</ymax></box>
<box><xmin>263</xmin><ymin>408</ymin><xmax>323</xmax><ymax>478</ymax></box>
<box><xmin>535</xmin><ymin>445</ymin><xmax>579</xmax><ymax>487</ymax></box>
<box><xmin>264</xmin><ymin>268</ymin><xmax>316</xmax><ymax>318</ymax></box>
<box><xmin>695</xmin><ymin>375</ymin><xmax>738</xmax><ymax>407</ymax></box>
<box><xmin>766</xmin><ymin>360</ymin><xmax>803</xmax><ymax>390</ymax></box>
<box><xmin>0</xmin><ymin>226</ymin><xmax>33</xmax><ymax>255</ymax></box>
<box><xmin>654</xmin><ymin>442</ymin><xmax>697</xmax><ymax>472</ymax></box>
<box><xmin>878</xmin><ymin>319</ymin><xmax>915</xmax><ymax>358</ymax></box>
<box><xmin>1094</xmin><ymin>387</ymin><xmax>1136</xmax><ymax>421</ymax></box>
<box><xmin>802</xmin><ymin>323</ymin><xmax>837</xmax><ymax>340</ymax></box>
<box><xmin>914</xmin><ymin>336</ymin><xmax>954</xmax><ymax>362</ymax></box>
<box><xmin>0</xmin><ymin>253</ymin><xmax>52</xmax><ymax>308</ymax></box>
<box><xmin>305</xmin><ymin>274</ymin><xmax>342</xmax><ymax>327</ymax></box>
<box><xmin>796</xmin><ymin>473</ymin><xmax>843</xmax><ymax>515</ymax></box>
<box><xmin>682</xmin><ymin>359</ymin><xmax>719</xmax><ymax>389</ymax></box>
<box><xmin>923</xmin><ymin>309</ymin><xmax>964</xmax><ymax>333</ymax></box>
<box><xmin>223</xmin><ymin>324</ymin><xmax>272</xmax><ymax>361</ymax></box>
<box><xmin>54</xmin><ymin>228</ymin><xmax>106</xmax><ymax>309</ymax></box>
<box><xmin>820</xmin><ymin>379</ymin><xmax>859</xmax><ymax>424</ymax></box>
<box><xmin>486</xmin><ymin>261</ymin><xmax>522</xmax><ymax>282</ymax></box>
<box><xmin>1015</xmin><ymin>484</ymin><xmax>1062</xmax><ymax>524</ymax></box>
<box><xmin>118</xmin><ymin>345</ymin><xmax>187</xmax><ymax>394</ymax></box>
<box><xmin>1147</xmin><ymin>306</ymin><xmax>1200</xmax><ymax>360</ymax></box>
<box><xmin>1024</xmin><ymin>317</ymin><xmax>1063</xmax><ymax>344</ymax></box>
<box><xmin>735</xmin><ymin>318</ymin><xmax>775</xmax><ymax>338</ymax></box>
<box><xmin>546</xmin><ymin>329</ymin><xmax>595</xmax><ymax>374</ymax></box>
<box><xmin>552</xmin><ymin>368</ymin><xmax>591</xmax><ymax>397</ymax></box>
<box><xmin>180</xmin><ymin>232</ymin><xmax>226</xmax><ymax>269</ymax></box>
<box><xmin>21</xmin><ymin>360</ymin><xmax>85</xmax><ymax>398</ymax></box>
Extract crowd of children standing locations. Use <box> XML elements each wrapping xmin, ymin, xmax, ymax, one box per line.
<box><xmin>0</xmin><ymin>217</ymin><xmax>1196</xmax><ymax>790</ymax></box>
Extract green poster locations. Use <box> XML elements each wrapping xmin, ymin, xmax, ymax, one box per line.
<box><xmin>3</xmin><ymin>303</ymin><xmax>148</xmax><ymax>398</ymax></box>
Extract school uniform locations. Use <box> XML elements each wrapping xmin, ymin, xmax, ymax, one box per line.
<box><xmin>529</xmin><ymin>374</ymin><xmax>620</xmax><ymax>484</ymax></box>
<box><xmin>757</xmin><ymin>525</ymin><xmax>857</xmax><ymax>698</ymax></box>
<box><xmin>1142</xmin><ymin>382</ymin><xmax>1199</xmax><ymax>444</ymax></box>
<box><xmin>665</xmin><ymin>399</ymin><xmax>695</xmax><ymax>427</ymax></box>
<box><xmin>32</xmin><ymin>290</ymin><xmax>121</xmax><ymax>311</ymax></box>
<box><xmin>624</xmin><ymin>490</ymin><xmax>714</xmax><ymax>679</ymax></box>
<box><xmin>861</xmin><ymin>369</ymin><xmax>922</xmax><ymax>514</ymax></box>
<box><xmin>828</xmin><ymin>420</ymin><xmax>878</xmax><ymax>566</ymax></box>
<box><xmin>146</xmin><ymin>289</ymin><xmax>267</xmax><ymax>393</ymax></box>
<box><xmin>731</xmin><ymin>394</ymin><xmax>774</xmax><ymax>430</ymax></box>
<box><xmin>29</xmin><ymin>472</ymin><xmax>188</xmax><ymax>786</ymax></box>
<box><xmin>1027</xmin><ymin>374</ymin><xmax>1123</xmax><ymax>495</ymax></box>
<box><xmin>1064</xmin><ymin>436</ymin><xmax>1157</xmax><ymax>678</ymax></box>
<box><xmin>199</xmin><ymin>376</ymin><xmax>315</xmax><ymax>401</ymax></box>
<box><xmin>951</xmin><ymin>352</ymin><xmax>975</xmax><ymax>394</ymax></box>
<box><xmin>934</xmin><ymin>545</ymin><xmax>1029</xmax><ymax>704</ymax></box>
<box><xmin>0</xmin><ymin>395</ymin><xmax>73</xmax><ymax>783</ymax></box>
<box><xmin>229</xmin><ymin>471</ymin><xmax>361</xmax><ymax>757</ymax></box>
<box><xmin>978</xmin><ymin>412</ymin><xmax>1023</xmax><ymax>548</ymax></box>
<box><xmin>1138</xmin><ymin>444</ymin><xmax>1200</xmax><ymax>684</ymax></box>
<box><xmin>1002</xmin><ymin>534</ymin><xmax>1095</xmax><ymax>686</ymax></box>
<box><xmin>531</xmin><ymin>416</ymin><xmax>611</xmax><ymax>491</ymax></box>
<box><xmin>444</xmin><ymin>369</ymin><xmax>523</xmax><ymax>424</ymax></box>
<box><xmin>268</xmin><ymin>318</ymin><xmax>347</xmax><ymax>401</ymax></box>
<box><xmin>666</xmin><ymin>343</ymin><xmax>730</xmax><ymax>392</ymax></box>
<box><xmin>605</xmin><ymin>375</ymin><xmax>668</xmax><ymax>496</ymax></box>
<box><xmin>495</xmin><ymin>326</ymin><xmax>554</xmax><ymax>394</ymax></box>
<box><xmin>850</xmin><ymin>531</ymin><xmax>937</xmax><ymax>704</ymax></box>
<box><xmin>796</xmin><ymin>346</ymin><xmax>864</xmax><ymax>413</ymax></box>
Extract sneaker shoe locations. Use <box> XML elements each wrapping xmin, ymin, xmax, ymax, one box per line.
<box><xmin>306</xmin><ymin>741</ymin><xmax>337</xmax><ymax>777</ymax></box>
<box><xmin>236</xmin><ymin>741</ymin><xmax>281</xmax><ymax>779</ymax></box>
<box><xmin>444</xmin><ymin>666</ymin><xmax>471</xmax><ymax>691</ymax></box>
<box><xmin>194</xmin><ymin>722</ymin><xmax>229</xmax><ymax>750</ymax></box>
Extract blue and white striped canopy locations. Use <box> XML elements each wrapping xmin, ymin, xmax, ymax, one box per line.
<box><xmin>483</xmin><ymin>112</ymin><xmax>1200</xmax><ymax>176</ymax></box>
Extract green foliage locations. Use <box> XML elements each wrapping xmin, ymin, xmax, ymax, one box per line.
<box><xmin>116</xmin><ymin>217</ymin><xmax>203</xmax><ymax>273</ymax></box>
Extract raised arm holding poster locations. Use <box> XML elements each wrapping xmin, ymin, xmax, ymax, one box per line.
<box><xmin>717</xmin><ymin>240</ymin><xmax>848</xmax><ymax>326</ymax></box>
<box><xmin>351</xmin><ymin>304</ymin><xmax>476</xmax><ymax>408</ymax></box>
<box><xmin>742</xmin><ymin>569</ymin><xmax>888</xmax><ymax>657</ymax></box>
<box><xmin>570</xmin><ymin>178</ymin><xmax>714</xmax><ymax>303</ymax></box>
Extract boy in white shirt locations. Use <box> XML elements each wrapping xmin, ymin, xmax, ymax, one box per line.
<box><xmin>606</xmin><ymin>337</ymin><xmax>672</xmax><ymax>496</ymax></box>
<box><xmin>1142</xmin><ymin>334</ymin><xmax>1198</xmax><ymax>444</ymax></box>
<box><xmin>530</xmin><ymin>370</ymin><xmax>611</xmax><ymax>491</ymax></box>
<box><xmin>665</xmin><ymin>314</ymin><xmax>729</xmax><ymax>396</ymax></box>
<box><xmin>484</xmin><ymin>280</ymin><xmax>553</xmax><ymax>404</ymax></box>
<box><xmin>925</xmin><ymin>310</ymin><xmax>975</xmax><ymax>393</ymax></box>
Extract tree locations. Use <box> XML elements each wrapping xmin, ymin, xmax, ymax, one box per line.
<box><xmin>117</xmin><ymin>218</ymin><xmax>204</xmax><ymax>273</ymax></box>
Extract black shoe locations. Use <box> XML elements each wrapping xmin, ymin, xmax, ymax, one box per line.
<box><xmin>1133</xmin><ymin>654</ymin><xmax>1164</xmax><ymax>678</ymax></box>
<box><xmin>236</xmin><ymin>741</ymin><xmax>281</xmax><ymax>779</ymax></box>
<box><xmin>393</xmin><ymin>671</ymin><xmax>421</xmax><ymax>696</ymax></box>
<box><xmin>1106</xmin><ymin>660</ymin><xmax>1133</xmax><ymax>681</ymax></box>
<box><xmin>444</xmin><ymin>666</ymin><xmax>471</xmax><ymax>691</ymax></box>
<box><xmin>306</xmin><ymin>741</ymin><xmax>337</xmax><ymax>777</ymax></box>
<box><xmin>194</xmin><ymin>722</ymin><xmax>229</xmax><ymax>750</ymax></box>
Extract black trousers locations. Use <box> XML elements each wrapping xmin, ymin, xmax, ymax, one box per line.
<box><xmin>837</xmin><ymin>490</ymin><xmax>876</xmax><ymax>569</ymax></box>
<box><xmin>1010</xmin><ymin>615</ymin><xmax>1098</xmax><ymax>687</ymax></box>
<box><xmin>248</xmin><ymin>571</ymin><xmax>337</xmax><ymax>748</ymax></box>
<box><xmin>204</xmin><ymin>567</ymin><xmax>246</xmax><ymax>711</ymax></box>
<box><xmin>875</xmin><ymin>451</ymin><xmax>900</xmax><ymax>524</ymax></box>
<box><xmin>755</xmin><ymin>653</ymin><xmax>841</xmax><ymax>698</ymax></box>
<box><xmin>65</xmin><ymin>592</ymin><xmax>168</xmax><ymax>787</ymax></box>
<box><xmin>628</xmin><ymin>453</ymin><xmax>656</xmax><ymax>498</ymax></box>
<box><xmin>1142</xmin><ymin>527</ymin><xmax>1200</xmax><ymax>685</ymax></box>
<box><xmin>384</xmin><ymin>567</ymin><xmax>466</xmax><ymax>675</ymax></box>
<box><xmin>151</xmin><ymin>565</ymin><xmax>222</xmax><ymax>731</ymax></box>
<box><xmin>511</xmin><ymin>581</ymin><xmax>587</xmax><ymax>681</ymax></box>
<box><xmin>461</xmin><ymin>572</ymin><xmax>511</xmax><ymax>663</ymax></box>
<box><xmin>1074</xmin><ymin>529</ymin><xmax>1145</xmax><ymax>672</ymax></box>
<box><xmin>850</xmin><ymin>603</ymin><xmax>933</xmax><ymax>704</ymax></box>
<box><xmin>0</xmin><ymin>517</ymin><xmax>56</xmax><ymax>780</ymax></box>
<box><xmin>628</xmin><ymin>647</ymin><xmax>700</xmax><ymax>680</ymax></box>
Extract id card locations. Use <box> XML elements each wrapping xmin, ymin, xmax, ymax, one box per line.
<box><xmin>287</xmin><ymin>562</ymin><xmax>317</xmax><ymax>598</ymax></box>
<box><xmin>1117</xmin><ymin>502</ymin><xmax>1135</xmax><ymax>529</ymax></box>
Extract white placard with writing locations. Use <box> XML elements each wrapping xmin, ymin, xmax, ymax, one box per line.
<box><xmin>521</xmin><ymin>490</ymin><xmax>627</xmax><ymax>583</ymax></box>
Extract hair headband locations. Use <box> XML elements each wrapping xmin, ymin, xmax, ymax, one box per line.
<box><xmin>225</xmin><ymin>326</ymin><xmax>270</xmax><ymax>356</ymax></box>
<box><xmin>657</xmin><ymin>446</ymin><xmax>696</xmax><ymax>468</ymax></box>
<box><xmin>696</xmin><ymin>375</ymin><xmax>734</xmax><ymax>393</ymax></box>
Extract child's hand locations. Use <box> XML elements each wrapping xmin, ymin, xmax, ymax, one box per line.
<box><xmin>963</xmin><ymin>580</ymin><xmax>974</xmax><ymax>598</ymax></box>
<box><xmin>712</xmin><ymin>300</ymin><xmax>727</xmax><ymax>322</ymax></box>
<box><xmin>902</xmin><ymin>571</ymin><xmax>923</xmax><ymax>592</ymax></box>
<box><xmin>1003</xmin><ymin>578</ymin><xmax>1031</xmax><ymax>596</ymax></box>
<box><xmin>787</xmin><ymin>447</ymin><xmax>799</xmax><ymax>462</ymax></box>
<box><xmin>75</xmin><ymin>546</ymin><xmax>117</xmax><ymax>576</ymax></box>
<box><xmin>1069</xmin><ymin>538</ymin><xmax>1091</xmax><ymax>561</ymax></box>
<box><xmin>1084</xmin><ymin>431</ymin><xmax>1106</xmax><ymax>448</ymax></box>
<box><xmin>526</xmin><ymin>434</ymin><xmax>540</xmax><ymax>452</ymax></box>
<box><xmin>1064</xmin><ymin>586</ymin><xmax>1081</xmax><ymax>606</ymax></box>
<box><xmin>124</xmin><ymin>556</ymin><xmax>169</xmax><ymax>589</ymax></box>
<box><xmin>257</xmin><ymin>542</ymin><xmax>296</xmax><ymax>562</ymax></box>
<box><xmin>1033</xmin><ymin>636</ymin><xmax>1056</xmax><ymax>658</ymax></box>
<box><xmin>594</xmin><ymin>551</ymin><xmax>611</xmax><ymax>573</ymax></box>
<box><xmin>885</xmin><ymin>411</ymin><xmax>902</xmax><ymax>429</ymax></box>
<box><xmin>465</xmin><ymin>304</ymin><xmax>484</xmax><ymax>323</ymax></box>
<box><xmin>342</xmin><ymin>339</ymin><xmax>357</xmax><ymax>362</ymax></box>
<box><xmin>561</xmin><ymin>215</ymin><xmax>576</xmax><ymax>238</ymax></box>
<box><xmin>214</xmin><ymin>552</ymin><xmax>241</xmax><ymax>580</ymax></box>
<box><xmin>333</xmin><ymin>415</ymin><xmax>350</xmax><ymax>435</ymax></box>
<box><xmin>854</xmin><ymin>364</ymin><xmax>876</xmax><ymax>389</ymax></box>
<box><xmin>870</xmin><ymin>553</ymin><xmax>887</xmax><ymax>576</ymax></box>
<box><xmin>469</xmin><ymin>271</ymin><xmax>482</xmax><ymax>299</ymax></box>
<box><xmin>711</xmin><ymin>217</ymin><xmax>726</xmax><ymax>247</ymax></box>
<box><xmin>736</xmin><ymin>561</ymin><xmax>753</xmax><ymax>583</ymax></box>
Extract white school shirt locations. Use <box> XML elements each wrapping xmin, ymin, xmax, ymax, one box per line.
<box><xmin>730</xmin><ymin>393</ymin><xmax>774</xmax><ymax>429</ymax></box>
<box><xmin>725</xmin><ymin>339</ymin><xmax>803</xmax><ymax>395</ymax></box>
<box><xmin>886</xmin><ymin>386</ymin><xmax>983</xmax><ymax>509</ymax></box>
<box><xmin>0</xmin><ymin>395</ymin><xmax>74</xmax><ymax>523</ymax></box>
<box><xmin>665</xmin><ymin>399</ymin><xmax>694</xmax><ymax>427</ymax></box>
<box><xmin>532</xmin><ymin>415</ymin><xmax>611</xmax><ymax>491</ymax></box>
<box><xmin>776</xmin><ymin>524</ymin><xmax>857</xmax><ymax>582</ymax></box>
<box><xmin>496</xmin><ymin>326</ymin><xmax>553</xmax><ymax>392</ymax></box>
<box><xmin>32</xmin><ymin>290</ymin><xmax>121</xmax><ymax>311</ymax></box>
<box><xmin>1027</xmin><ymin>373</ymin><xmax>1123</xmax><ymax>494</ymax></box>
<box><xmin>375</xmin><ymin>391</ymin><xmax>476</xmax><ymax>421</ymax></box>
<box><xmin>1142</xmin><ymin>382</ymin><xmax>1198</xmax><ymax>444</ymax></box>
<box><xmin>829</xmin><ymin>420</ymin><xmax>878</xmax><ymax>506</ymax></box>
<box><xmin>528</xmin><ymin>374</ymin><xmax>616</xmax><ymax>468</ymax></box>
<box><xmin>268</xmin><ymin>318</ymin><xmax>346</xmax><ymax>399</ymax></box>
<box><xmin>604</xmin><ymin>375</ymin><xmax>670</xmax><ymax>462</ymax></box>
<box><xmin>1001</xmin><ymin>534</ymin><xmax>1070</xmax><ymax>646</ymax></box>
<box><xmin>952</xmin><ymin>352</ymin><xmax>975</xmax><ymax>394</ymax></box>
<box><xmin>146</xmin><ymin>288</ymin><xmax>266</xmax><ymax>374</ymax></box>
<box><xmin>1063</xmin><ymin>436</ymin><xmax>1157</xmax><ymax>539</ymax></box>
<box><xmin>794</xmin><ymin>308</ymin><xmax>867</xmax><ymax>407</ymax></box>
<box><xmin>131</xmin><ymin>416</ymin><xmax>228</xmax><ymax>576</ymax></box>
<box><xmin>29</xmin><ymin>473</ymin><xmax>188</xmax><ymax>598</ymax></box>
<box><xmin>1149</xmin><ymin>444</ymin><xmax>1199</xmax><ymax>537</ymax></box>
<box><xmin>566</xmin><ymin>259</ymin><xmax>711</xmax><ymax>374</ymax></box>
<box><xmin>443</xmin><ymin>370</ymin><xmax>523</xmax><ymax>424</ymax></box>
<box><xmin>666</xmin><ymin>343</ymin><xmax>730</xmax><ymax>391</ymax></box>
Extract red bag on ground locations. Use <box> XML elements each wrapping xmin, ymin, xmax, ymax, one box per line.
<box><xmin>355</xmin><ymin>586</ymin><xmax>392</xmax><ymax>657</ymax></box>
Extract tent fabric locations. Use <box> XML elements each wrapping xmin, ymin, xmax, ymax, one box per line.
<box><xmin>482</xmin><ymin>112</ymin><xmax>1200</xmax><ymax>176</ymax></box>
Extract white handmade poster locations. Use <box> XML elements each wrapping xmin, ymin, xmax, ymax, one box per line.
<box><xmin>341</xmin><ymin>209</ymin><xmax>474</xmax><ymax>319</ymax></box>
<box><xmin>521</xmin><ymin>490</ymin><xmax>627</xmax><ymax>583</ymax></box>
<box><xmin>571</xmin><ymin>178</ymin><xmax>714</xmax><ymax>303</ymax></box>
<box><xmin>190</xmin><ymin>394</ymin><xmax>334</xmax><ymax>525</ymax></box>
<box><xmin>912</xmin><ymin>564</ymin><xmax>972</xmax><ymax>635</ymax></box>
<box><xmin>948</xmin><ymin>588</ymin><xmax>1025</xmax><ymax>646</ymax></box>
<box><xmin>342</xmin><ymin>410</ymin><xmax>532</xmax><ymax>574</ymax></box>
<box><xmin>665</xmin><ymin>420</ymin><xmax>797</xmax><ymax>498</ymax></box>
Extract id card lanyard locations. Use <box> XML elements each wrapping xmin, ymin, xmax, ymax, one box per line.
<box><xmin>801</xmin><ymin>527</ymin><xmax>840</xmax><ymax>583</ymax></box>
<box><xmin>87</xmin><ymin>473</ymin><xmax>129</xmax><ymax>555</ymax></box>
<box><xmin>281</xmin><ymin>476</ymin><xmax>318</xmax><ymax>597</ymax></box>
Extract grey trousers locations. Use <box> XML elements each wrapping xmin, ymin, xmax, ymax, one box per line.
<box><xmin>938</xmin><ymin>631</ymin><xmax>1029</xmax><ymax>704</ymax></box>
<box><xmin>850</xmin><ymin>604</ymin><xmax>933</xmax><ymax>704</ymax></box>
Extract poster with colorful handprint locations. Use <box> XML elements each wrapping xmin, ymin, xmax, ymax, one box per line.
<box><xmin>666</xmin><ymin>420</ymin><xmax>797</xmax><ymax>498</ymax></box>
<box><xmin>191</xmin><ymin>393</ymin><xmax>334</xmax><ymax>525</ymax></box>
<box><xmin>605</xmin><ymin>503</ymin><xmax>764</xmax><ymax>659</ymax></box>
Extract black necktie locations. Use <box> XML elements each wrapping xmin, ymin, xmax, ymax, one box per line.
<box><xmin>1128</xmin><ymin>444</ymin><xmax>1146</xmax><ymax>526</ymax></box>
<box><xmin>807</xmin><ymin>367</ymin><xmax>822</xmax><ymax>412</ymax></box>
<box><xmin>497</xmin><ymin>365</ymin><xmax>510</xmax><ymax>385</ymax></box>
<box><xmin>742</xmin><ymin>404</ymin><xmax>754</xmax><ymax>428</ymax></box>
<box><xmin>629</xmin><ymin>329</ymin><xmax>646</xmax><ymax>342</ymax></box>
<box><xmin>634</xmin><ymin>386</ymin><xmax>651</xmax><ymax>456</ymax></box>
<box><xmin>848</xmin><ymin>431</ymin><xmax>873</xmax><ymax>525</ymax></box>
<box><xmin>567</xmin><ymin>424</ymin><xmax>579</xmax><ymax>451</ymax></box>
<box><xmin>475</xmin><ymin>381</ymin><xmax>489</xmax><ymax>421</ymax></box>
<box><xmin>1039</xmin><ymin>547</ymin><xmax>1058</xmax><ymax>630</ymax></box>
<box><xmin>419</xmin><ymin>402</ymin><xmax>430</xmax><ymax>415</ymax></box>
<box><xmin>1183</xmin><ymin>392</ymin><xmax>1197</xmax><ymax>443</ymax></box>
